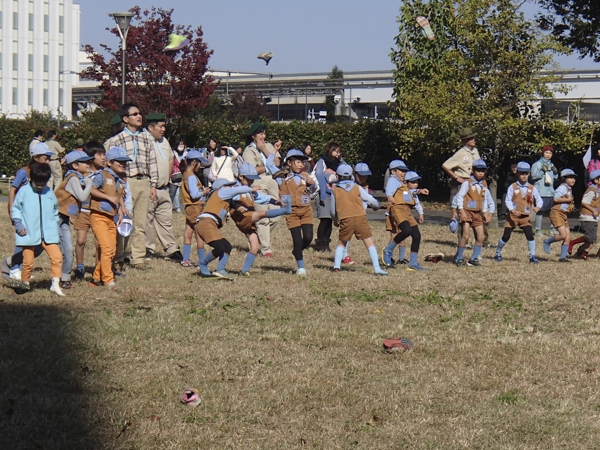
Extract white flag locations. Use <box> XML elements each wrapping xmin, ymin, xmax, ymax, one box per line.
<box><xmin>583</xmin><ymin>145</ymin><xmax>592</xmax><ymax>169</ymax></box>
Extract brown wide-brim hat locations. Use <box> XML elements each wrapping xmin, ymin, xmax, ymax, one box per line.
<box><xmin>246</xmin><ymin>121</ymin><xmax>265</xmax><ymax>137</ymax></box>
<box><xmin>459</xmin><ymin>127</ymin><xmax>477</xmax><ymax>141</ymax></box>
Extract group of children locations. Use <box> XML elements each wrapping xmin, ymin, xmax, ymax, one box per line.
<box><xmin>4</xmin><ymin>141</ymin><xmax>595</xmax><ymax>296</ymax></box>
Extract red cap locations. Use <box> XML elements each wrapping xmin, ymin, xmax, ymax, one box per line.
<box><xmin>542</xmin><ymin>145</ymin><xmax>554</xmax><ymax>153</ymax></box>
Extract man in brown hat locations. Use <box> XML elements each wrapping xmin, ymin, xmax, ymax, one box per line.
<box><xmin>442</xmin><ymin>127</ymin><xmax>481</xmax><ymax>200</ymax></box>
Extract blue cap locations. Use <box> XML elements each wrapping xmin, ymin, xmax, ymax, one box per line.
<box><xmin>561</xmin><ymin>168</ymin><xmax>577</xmax><ymax>177</ymax></box>
<box><xmin>65</xmin><ymin>150</ymin><xmax>94</xmax><ymax>165</ymax></box>
<box><xmin>405</xmin><ymin>171</ymin><xmax>421</xmax><ymax>182</ymax></box>
<box><xmin>212</xmin><ymin>178</ymin><xmax>237</xmax><ymax>190</ymax></box>
<box><xmin>389</xmin><ymin>160</ymin><xmax>409</xmax><ymax>171</ymax></box>
<box><xmin>516</xmin><ymin>161</ymin><xmax>530</xmax><ymax>172</ymax></box>
<box><xmin>336</xmin><ymin>164</ymin><xmax>353</xmax><ymax>177</ymax></box>
<box><xmin>30</xmin><ymin>142</ymin><xmax>54</xmax><ymax>157</ymax></box>
<box><xmin>238</xmin><ymin>163</ymin><xmax>261</xmax><ymax>180</ymax></box>
<box><xmin>354</xmin><ymin>162</ymin><xmax>371</xmax><ymax>176</ymax></box>
<box><xmin>449</xmin><ymin>218</ymin><xmax>458</xmax><ymax>234</ymax></box>
<box><xmin>185</xmin><ymin>149</ymin><xmax>209</xmax><ymax>163</ymax></box>
<box><xmin>472</xmin><ymin>159</ymin><xmax>487</xmax><ymax>169</ymax></box>
<box><xmin>284</xmin><ymin>149</ymin><xmax>308</xmax><ymax>161</ymax></box>
<box><xmin>106</xmin><ymin>146</ymin><xmax>132</xmax><ymax>162</ymax></box>
<box><xmin>590</xmin><ymin>170</ymin><xmax>600</xmax><ymax>181</ymax></box>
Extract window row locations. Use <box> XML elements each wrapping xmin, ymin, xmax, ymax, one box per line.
<box><xmin>4</xmin><ymin>12</ymin><xmax>64</xmax><ymax>33</ymax></box>
<box><xmin>0</xmin><ymin>53</ymin><xmax>63</xmax><ymax>72</ymax></box>
<box><xmin>6</xmin><ymin>88</ymin><xmax>61</xmax><ymax>107</ymax></box>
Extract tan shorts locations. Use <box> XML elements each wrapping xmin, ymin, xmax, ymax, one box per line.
<box><xmin>549</xmin><ymin>209</ymin><xmax>568</xmax><ymax>228</ymax></box>
<box><xmin>385</xmin><ymin>214</ymin><xmax>398</xmax><ymax>233</ymax></box>
<box><xmin>461</xmin><ymin>209</ymin><xmax>483</xmax><ymax>227</ymax></box>
<box><xmin>185</xmin><ymin>204</ymin><xmax>204</xmax><ymax>227</ymax></box>
<box><xmin>73</xmin><ymin>211</ymin><xmax>91</xmax><ymax>231</ymax></box>
<box><xmin>338</xmin><ymin>215</ymin><xmax>372</xmax><ymax>241</ymax></box>
<box><xmin>286</xmin><ymin>205</ymin><xmax>313</xmax><ymax>229</ymax></box>
<box><xmin>195</xmin><ymin>217</ymin><xmax>223</xmax><ymax>244</ymax></box>
<box><xmin>231</xmin><ymin>210</ymin><xmax>257</xmax><ymax>235</ymax></box>
<box><xmin>391</xmin><ymin>205</ymin><xmax>417</xmax><ymax>227</ymax></box>
<box><xmin>505</xmin><ymin>212</ymin><xmax>531</xmax><ymax>229</ymax></box>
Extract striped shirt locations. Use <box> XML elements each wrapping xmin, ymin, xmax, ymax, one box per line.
<box><xmin>105</xmin><ymin>129</ymin><xmax>159</xmax><ymax>186</ymax></box>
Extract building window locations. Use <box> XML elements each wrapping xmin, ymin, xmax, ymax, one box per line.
<box><xmin>12</xmin><ymin>53</ymin><xmax>17</xmax><ymax>71</ymax></box>
<box><xmin>59</xmin><ymin>56</ymin><xmax>63</xmax><ymax>72</ymax></box>
<box><xmin>28</xmin><ymin>88</ymin><xmax>33</xmax><ymax>106</ymax></box>
<box><xmin>28</xmin><ymin>54</ymin><xmax>33</xmax><ymax>71</ymax></box>
<box><xmin>12</xmin><ymin>87</ymin><xmax>18</xmax><ymax>105</ymax></box>
<box><xmin>0</xmin><ymin>53</ymin><xmax>2</xmax><ymax>70</ymax></box>
<box><xmin>43</xmin><ymin>89</ymin><xmax>48</xmax><ymax>106</ymax></box>
<box><xmin>59</xmin><ymin>16</ymin><xmax>64</xmax><ymax>33</ymax></box>
<box><xmin>44</xmin><ymin>15</ymin><xmax>49</xmax><ymax>32</ymax></box>
<box><xmin>13</xmin><ymin>12</ymin><xmax>18</xmax><ymax>30</ymax></box>
<box><xmin>43</xmin><ymin>55</ymin><xmax>48</xmax><ymax>72</ymax></box>
<box><xmin>28</xmin><ymin>13</ymin><xmax>33</xmax><ymax>31</ymax></box>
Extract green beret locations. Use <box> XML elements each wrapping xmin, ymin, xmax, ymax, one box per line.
<box><xmin>76</xmin><ymin>138</ymin><xmax>84</xmax><ymax>146</ymax></box>
<box><xmin>110</xmin><ymin>114</ymin><xmax>122</xmax><ymax>127</ymax></box>
<box><xmin>246</xmin><ymin>121</ymin><xmax>265</xmax><ymax>137</ymax></box>
<box><xmin>146</xmin><ymin>112</ymin><xmax>166</xmax><ymax>123</ymax></box>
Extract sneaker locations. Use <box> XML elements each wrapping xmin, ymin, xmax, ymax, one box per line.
<box><xmin>465</xmin><ymin>244</ymin><xmax>473</xmax><ymax>249</ymax></box>
<box><xmin>74</xmin><ymin>268</ymin><xmax>85</xmax><ymax>281</ymax></box>
<box><xmin>543</xmin><ymin>240</ymin><xmax>552</xmax><ymax>254</ymax></box>
<box><xmin>166</xmin><ymin>250</ymin><xmax>184</xmax><ymax>262</ymax></box>
<box><xmin>145</xmin><ymin>249</ymin><xmax>156</xmax><ymax>260</ymax></box>
<box><xmin>212</xmin><ymin>269</ymin><xmax>230</xmax><ymax>278</ymax></box>
<box><xmin>395</xmin><ymin>258</ymin><xmax>408</xmax><ymax>265</ymax></box>
<box><xmin>50</xmin><ymin>278</ymin><xmax>65</xmax><ymax>297</ymax></box>
<box><xmin>296</xmin><ymin>268</ymin><xmax>307</xmax><ymax>276</ymax></box>
<box><xmin>130</xmin><ymin>263</ymin><xmax>149</xmax><ymax>270</ymax></box>
<box><xmin>341</xmin><ymin>256</ymin><xmax>355</xmax><ymax>265</ymax></box>
<box><xmin>529</xmin><ymin>256</ymin><xmax>539</xmax><ymax>264</ymax></box>
<box><xmin>493</xmin><ymin>254</ymin><xmax>503</xmax><ymax>262</ymax></box>
<box><xmin>578</xmin><ymin>252</ymin><xmax>589</xmax><ymax>260</ymax></box>
<box><xmin>89</xmin><ymin>279</ymin><xmax>102</xmax><ymax>287</ymax></box>
<box><xmin>113</xmin><ymin>262</ymin><xmax>125</xmax><ymax>277</ymax></box>
<box><xmin>263</xmin><ymin>252</ymin><xmax>274</xmax><ymax>258</ymax></box>
<box><xmin>181</xmin><ymin>260</ymin><xmax>194</xmax><ymax>268</ymax></box>
<box><xmin>240</xmin><ymin>271</ymin><xmax>251</xmax><ymax>277</ymax></box>
<box><xmin>407</xmin><ymin>262</ymin><xmax>427</xmax><ymax>271</ymax></box>
<box><xmin>333</xmin><ymin>268</ymin><xmax>341</xmax><ymax>273</ymax></box>
<box><xmin>558</xmin><ymin>258</ymin><xmax>571</xmax><ymax>263</ymax></box>
<box><xmin>381</xmin><ymin>248</ymin><xmax>393</xmax><ymax>267</ymax></box>
<box><xmin>374</xmin><ymin>268</ymin><xmax>388</xmax><ymax>276</ymax></box>
<box><xmin>14</xmin><ymin>281</ymin><xmax>30</xmax><ymax>294</ymax></box>
<box><xmin>535</xmin><ymin>230</ymin><xmax>544</xmax><ymax>237</ymax></box>
<box><xmin>468</xmin><ymin>259</ymin><xmax>481</xmax><ymax>267</ymax></box>
<box><xmin>59</xmin><ymin>281</ymin><xmax>74</xmax><ymax>290</ymax></box>
<box><xmin>455</xmin><ymin>259</ymin><xmax>467</xmax><ymax>267</ymax></box>
<box><xmin>198</xmin><ymin>263</ymin><xmax>212</xmax><ymax>277</ymax></box>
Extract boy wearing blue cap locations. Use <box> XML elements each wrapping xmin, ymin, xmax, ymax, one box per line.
<box><xmin>567</xmin><ymin>170</ymin><xmax>600</xmax><ymax>259</ymax></box>
<box><xmin>330</xmin><ymin>164</ymin><xmax>387</xmax><ymax>275</ymax></box>
<box><xmin>54</xmin><ymin>150</ymin><xmax>95</xmax><ymax>288</ymax></box>
<box><xmin>493</xmin><ymin>162</ymin><xmax>543</xmax><ymax>263</ymax></box>
<box><xmin>180</xmin><ymin>150</ymin><xmax>210</xmax><ymax>268</ymax></box>
<box><xmin>454</xmin><ymin>159</ymin><xmax>495</xmax><ymax>266</ymax></box>
<box><xmin>543</xmin><ymin>169</ymin><xmax>577</xmax><ymax>261</ymax></box>
<box><xmin>89</xmin><ymin>147</ymin><xmax>130</xmax><ymax>287</ymax></box>
<box><xmin>232</xmin><ymin>163</ymin><xmax>291</xmax><ymax>276</ymax></box>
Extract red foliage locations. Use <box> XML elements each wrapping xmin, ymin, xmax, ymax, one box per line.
<box><xmin>81</xmin><ymin>7</ymin><xmax>217</xmax><ymax>117</ymax></box>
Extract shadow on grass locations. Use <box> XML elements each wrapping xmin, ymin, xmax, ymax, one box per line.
<box><xmin>0</xmin><ymin>303</ymin><xmax>101</xmax><ymax>449</ymax></box>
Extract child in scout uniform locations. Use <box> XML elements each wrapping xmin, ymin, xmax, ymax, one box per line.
<box><xmin>11</xmin><ymin>162</ymin><xmax>64</xmax><ymax>296</ymax></box>
<box><xmin>231</xmin><ymin>163</ymin><xmax>291</xmax><ymax>276</ymax></box>
<box><xmin>55</xmin><ymin>150</ymin><xmax>94</xmax><ymax>289</ymax></box>
<box><xmin>74</xmin><ymin>142</ymin><xmax>106</xmax><ymax>281</ymax></box>
<box><xmin>195</xmin><ymin>178</ymin><xmax>258</xmax><ymax>278</ymax></box>
<box><xmin>493</xmin><ymin>161</ymin><xmax>543</xmax><ymax>263</ymax></box>
<box><xmin>543</xmin><ymin>169</ymin><xmax>577</xmax><ymax>261</ymax></box>
<box><xmin>278</xmin><ymin>149</ymin><xmax>315</xmax><ymax>276</ymax></box>
<box><xmin>180</xmin><ymin>150</ymin><xmax>210</xmax><ymax>268</ymax></box>
<box><xmin>567</xmin><ymin>170</ymin><xmax>600</xmax><ymax>259</ymax></box>
<box><xmin>89</xmin><ymin>147</ymin><xmax>130</xmax><ymax>287</ymax></box>
<box><xmin>454</xmin><ymin>159</ymin><xmax>495</xmax><ymax>266</ymax></box>
<box><xmin>381</xmin><ymin>161</ymin><xmax>428</xmax><ymax>271</ymax></box>
<box><xmin>382</xmin><ymin>160</ymin><xmax>409</xmax><ymax>267</ymax></box>
<box><xmin>330</xmin><ymin>164</ymin><xmax>387</xmax><ymax>275</ymax></box>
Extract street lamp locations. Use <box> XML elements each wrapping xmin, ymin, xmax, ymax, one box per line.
<box><xmin>58</xmin><ymin>70</ymin><xmax>78</xmax><ymax>128</ymax></box>
<box><xmin>110</xmin><ymin>11</ymin><xmax>134</xmax><ymax>105</ymax></box>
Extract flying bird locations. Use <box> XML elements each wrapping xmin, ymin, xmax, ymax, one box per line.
<box><xmin>257</xmin><ymin>52</ymin><xmax>273</xmax><ymax>66</ymax></box>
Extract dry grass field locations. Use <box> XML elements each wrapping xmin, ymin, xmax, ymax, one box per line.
<box><xmin>2</xmin><ymin>207</ymin><xmax>600</xmax><ymax>449</ymax></box>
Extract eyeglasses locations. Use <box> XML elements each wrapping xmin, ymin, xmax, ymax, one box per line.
<box><xmin>127</xmin><ymin>112</ymin><xmax>142</xmax><ymax>117</ymax></box>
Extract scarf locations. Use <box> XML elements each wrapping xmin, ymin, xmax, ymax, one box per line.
<box><xmin>123</xmin><ymin>128</ymin><xmax>140</xmax><ymax>163</ymax></box>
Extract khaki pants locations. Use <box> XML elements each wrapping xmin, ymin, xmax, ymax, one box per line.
<box><xmin>128</xmin><ymin>177</ymin><xmax>151</xmax><ymax>265</ymax></box>
<box><xmin>22</xmin><ymin>242</ymin><xmax>62</xmax><ymax>282</ymax></box>
<box><xmin>254</xmin><ymin>203</ymin><xmax>281</xmax><ymax>255</ymax></box>
<box><xmin>49</xmin><ymin>160</ymin><xmax>63</xmax><ymax>190</ymax></box>
<box><xmin>145</xmin><ymin>187</ymin><xmax>177</xmax><ymax>254</ymax></box>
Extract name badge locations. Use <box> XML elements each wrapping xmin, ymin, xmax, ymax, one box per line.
<box><xmin>403</xmin><ymin>192</ymin><xmax>411</xmax><ymax>201</ymax></box>
<box><xmin>301</xmin><ymin>195</ymin><xmax>310</xmax><ymax>205</ymax></box>
<box><xmin>524</xmin><ymin>206</ymin><xmax>530</xmax><ymax>213</ymax></box>
<box><xmin>467</xmin><ymin>200</ymin><xmax>478</xmax><ymax>209</ymax></box>
<box><xmin>514</xmin><ymin>189</ymin><xmax>520</xmax><ymax>194</ymax></box>
<box><xmin>106</xmin><ymin>179</ymin><xmax>114</xmax><ymax>186</ymax></box>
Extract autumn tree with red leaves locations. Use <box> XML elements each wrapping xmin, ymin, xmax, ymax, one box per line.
<box><xmin>82</xmin><ymin>7</ymin><xmax>217</xmax><ymax>118</ymax></box>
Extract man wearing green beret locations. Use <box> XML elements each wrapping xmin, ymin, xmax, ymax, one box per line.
<box><xmin>143</xmin><ymin>113</ymin><xmax>182</xmax><ymax>261</ymax></box>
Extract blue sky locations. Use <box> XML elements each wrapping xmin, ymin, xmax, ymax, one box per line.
<box><xmin>78</xmin><ymin>0</ymin><xmax>597</xmax><ymax>74</ymax></box>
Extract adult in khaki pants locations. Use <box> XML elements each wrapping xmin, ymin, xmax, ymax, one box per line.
<box><xmin>45</xmin><ymin>130</ymin><xmax>65</xmax><ymax>190</ymax></box>
<box><xmin>143</xmin><ymin>113</ymin><xmax>182</xmax><ymax>261</ymax></box>
<box><xmin>242</xmin><ymin>122</ymin><xmax>281</xmax><ymax>257</ymax></box>
<box><xmin>104</xmin><ymin>103</ymin><xmax>158</xmax><ymax>269</ymax></box>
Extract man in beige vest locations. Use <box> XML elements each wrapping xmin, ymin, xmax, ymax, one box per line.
<box><xmin>143</xmin><ymin>113</ymin><xmax>182</xmax><ymax>261</ymax></box>
<box><xmin>44</xmin><ymin>130</ymin><xmax>66</xmax><ymax>190</ymax></box>
<box><xmin>442</xmin><ymin>127</ymin><xmax>481</xmax><ymax>201</ymax></box>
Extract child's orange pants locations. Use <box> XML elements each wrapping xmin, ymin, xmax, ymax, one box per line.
<box><xmin>90</xmin><ymin>212</ymin><xmax>117</xmax><ymax>285</ymax></box>
<box><xmin>22</xmin><ymin>242</ymin><xmax>62</xmax><ymax>282</ymax></box>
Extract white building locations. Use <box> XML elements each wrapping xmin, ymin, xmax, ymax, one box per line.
<box><xmin>0</xmin><ymin>0</ymin><xmax>80</xmax><ymax>119</ymax></box>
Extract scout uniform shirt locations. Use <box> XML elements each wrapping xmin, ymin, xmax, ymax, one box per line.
<box><xmin>90</xmin><ymin>168</ymin><xmax>125</xmax><ymax>216</ymax></box>
<box><xmin>505</xmin><ymin>181</ymin><xmax>543</xmax><ymax>215</ymax></box>
<box><xmin>455</xmin><ymin>177</ymin><xmax>495</xmax><ymax>213</ymax></box>
<box><xmin>552</xmin><ymin>183</ymin><xmax>574</xmax><ymax>213</ymax></box>
<box><xmin>442</xmin><ymin>146</ymin><xmax>481</xmax><ymax>179</ymax></box>
<box><xmin>580</xmin><ymin>184</ymin><xmax>600</xmax><ymax>221</ymax></box>
<box><xmin>55</xmin><ymin>171</ymin><xmax>93</xmax><ymax>218</ymax></box>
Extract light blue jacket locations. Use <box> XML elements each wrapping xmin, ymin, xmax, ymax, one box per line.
<box><xmin>530</xmin><ymin>157</ymin><xmax>558</xmax><ymax>197</ymax></box>
<box><xmin>12</xmin><ymin>183</ymin><xmax>60</xmax><ymax>246</ymax></box>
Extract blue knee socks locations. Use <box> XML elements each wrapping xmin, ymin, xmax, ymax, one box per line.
<box><xmin>495</xmin><ymin>239</ymin><xmax>506</xmax><ymax>256</ymax></box>
<box><xmin>560</xmin><ymin>244</ymin><xmax>568</xmax><ymax>259</ymax></box>
<box><xmin>241</xmin><ymin>253</ymin><xmax>256</xmax><ymax>274</ymax></box>
<box><xmin>471</xmin><ymin>245</ymin><xmax>482</xmax><ymax>261</ymax></box>
<box><xmin>528</xmin><ymin>240</ymin><xmax>536</xmax><ymax>257</ymax></box>
<box><xmin>334</xmin><ymin>246</ymin><xmax>344</xmax><ymax>269</ymax></box>
<box><xmin>399</xmin><ymin>246</ymin><xmax>406</xmax><ymax>262</ymax></box>
<box><xmin>183</xmin><ymin>244</ymin><xmax>191</xmax><ymax>261</ymax></box>
<box><xmin>217</xmin><ymin>254</ymin><xmax>230</xmax><ymax>271</ymax></box>
<box><xmin>368</xmin><ymin>246</ymin><xmax>383</xmax><ymax>271</ymax></box>
<box><xmin>197</xmin><ymin>249</ymin><xmax>204</xmax><ymax>264</ymax></box>
<box><xmin>456</xmin><ymin>246</ymin><xmax>465</xmax><ymax>261</ymax></box>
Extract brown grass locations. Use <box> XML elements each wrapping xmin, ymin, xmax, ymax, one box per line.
<box><xmin>2</xmin><ymin>207</ymin><xmax>600</xmax><ymax>449</ymax></box>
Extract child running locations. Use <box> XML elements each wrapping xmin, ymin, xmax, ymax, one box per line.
<box><xmin>330</xmin><ymin>164</ymin><xmax>387</xmax><ymax>275</ymax></box>
<box><xmin>543</xmin><ymin>169</ymin><xmax>577</xmax><ymax>262</ymax></box>
<box><xmin>493</xmin><ymin>161</ymin><xmax>543</xmax><ymax>263</ymax></box>
<box><xmin>568</xmin><ymin>169</ymin><xmax>600</xmax><ymax>259</ymax></box>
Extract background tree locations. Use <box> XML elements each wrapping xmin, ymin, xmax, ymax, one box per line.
<box><xmin>82</xmin><ymin>7</ymin><xmax>216</xmax><ymax>118</ymax></box>
<box><xmin>537</xmin><ymin>0</ymin><xmax>600</xmax><ymax>62</ymax></box>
